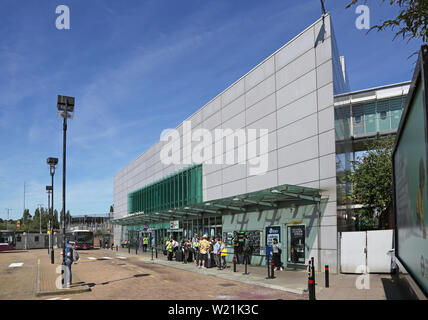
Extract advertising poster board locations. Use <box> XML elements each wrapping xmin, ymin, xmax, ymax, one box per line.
<box><xmin>265</xmin><ymin>226</ymin><xmax>281</xmax><ymax>258</ymax></box>
<box><xmin>393</xmin><ymin>45</ymin><xmax>428</xmax><ymax>297</ymax></box>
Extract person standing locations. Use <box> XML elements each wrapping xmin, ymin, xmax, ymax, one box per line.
<box><xmin>219</xmin><ymin>241</ymin><xmax>227</xmax><ymax>269</ymax></box>
<box><xmin>233</xmin><ymin>236</ymin><xmax>243</xmax><ymax>264</ymax></box>
<box><xmin>198</xmin><ymin>235</ymin><xmax>210</xmax><ymax>269</ymax></box>
<box><xmin>243</xmin><ymin>235</ymin><xmax>252</xmax><ymax>266</ymax></box>
<box><xmin>193</xmin><ymin>237</ymin><xmax>200</xmax><ymax>266</ymax></box>
<box><xmin>272</xmin><ymin>238</ymin><xmax>283</xmax><ymax>271</ymax></box>
<box><xmin>143</xmin><ymin>236</ymin><xmax>148</xmax><ymax>252</ymax></box>
<box><xmin>213</xmin><ymin>238</ymin><xmax>220</xmax><ymax>268</ymax></box>
<box><xmin>64</xmin><ymin>243</ymin><xmax>76</xmax><ymax>288</ymax></box>
<box><xmin>166</xmin><ymin>239</ymin><xmax>173</xmax><ymax>261</ymax></box>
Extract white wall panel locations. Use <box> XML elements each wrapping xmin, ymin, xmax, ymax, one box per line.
<box><xmin>246</xmin><ymin>93</ymin><xmax>276</xmax><ymax>126</ymax></box>
<box><xmin>277</xmin><ymin>113</ymin><xmax>318</xmax><ymax>149</ymax></box>
<box><xmin>278</xmin><ymin>158</ymin><xmax>319</xmax><ymax>185</ymax></box>
<box><xmin>245</xmin><ymin>57</ymin><xmax>275</xmax><ymax>91</ymax></box>
<box><xmin>277</xmin><ymin>136</ymin><xmax>319</xmax><ymax>168</ymax></box>
<box><xmin>319</xmin><ymin>153</ymin><xmax>336</xmax><ymax>180</ymax></box>
<box><xmin>277</xmin><ymin>91</ymin><xmax>317</xmax><ymax>129</ymax></box>
<box><xmin>275</xmin><ymin>26</ymin><xmax>315</xmax><ymax>71</ymax></box>
<box><xmin>317</xmin><ymin>83</ymin><xmax>334</xmax><ymax>111</ymax></box>
<box><xmin>318</xmin><ymin>106</ymin><xmax>334</xmax><ymax>133</ymax></box>
<box><xmin>276</xmin><ymin>49</ymin><xmax>315</xmax><ymax>90</ymax></box>
<box><xmin>246</xmin><ymin>75</ymin><xmax>275</xmax><ymax>108</ymax></box>
<box><xmin>276</xmin><ymin>70</ymin><xmax>317</xmax><ymax>109</ymax></box>
<box><xmin>318</xmin><ymin>129</ymin><xmax>335</xmax><ymax>156</ymax></box>
<box><xmin>222</xmin><ymin>79</ymin><xmax>245</xmax><ymax>106</ymax></box>
<box><xmin>222</xmin><ymin>95</ymin><xmax>245</xmax><ymax>123</ymax></box>
<box><xmin>316</xmin><ymin>60</ymin><xmax>333</xmax><ymax>88</ymax></box>
<box><xmin>222</xmin><ymin>179</ymin><xmax>246</xmax><ymax>198</ymax></box>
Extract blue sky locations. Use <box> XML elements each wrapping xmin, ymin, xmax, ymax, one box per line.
<box><xmin>0</xmin><ymin>0</ymin><xmax>422</xmax><ymax>220</ymax></box>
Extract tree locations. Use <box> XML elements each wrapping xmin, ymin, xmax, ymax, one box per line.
<box><xmin>347</xmin><ymin>135</ymin><xmax>395</xmax><ymax>229</ymax></box>
<box><xmin>53</xmin><ymin>209</ymin><xmax>59</xmax><ymax>229</ymax></box>
<box><xmin>347</xmin><ymin>0</ymin><xmax>427</xmax><ymax>42</ymax></box>
<box><xmin>21</xmin><ymin>209</ymin><xmax>32</xmax><ymax>231</ymax></box>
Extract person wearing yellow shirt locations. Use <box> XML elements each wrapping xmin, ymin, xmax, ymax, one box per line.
<box><xmin>198</xmin><ymin>235</ymin><xmax>210</xmax><ymax>269</ymax></box>
<box><xmin>219</xmin><ymin>241</ymin><xmax>227</xmax><ymax>269</ymax></box>
<box><xmin>166</xmin><ymin>239</ymin><xmax>173</xmax><ymax>261</ymax></box>
<box><xmin>143</xmin><ymin>236</ymin><xmax>149</xmax><ymax>252</ymax></box>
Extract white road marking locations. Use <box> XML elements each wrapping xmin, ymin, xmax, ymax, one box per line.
<box><xmin>87</xmin><ymin>257</ymin><xmax>97</xmax><ymax>260</ymax></box>
<box><xmin>8</xmin><ymin>263</ymin><xmax>23</xmax><ymax>268</ymax></box>
<box><xmin>46</xmin><ymin>297</ymin><xmax>71</xmax><ymax>300</ymax></box>
<box><xmin>100</xmin><ymin>257</ymin><xmax>112</xmax><ymax>260</ymax></box>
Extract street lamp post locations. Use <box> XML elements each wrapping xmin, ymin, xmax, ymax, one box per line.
<box><xmin>47</xmin><ymin>157</ymin><xmax>58</xmax><ymax>264</ymax></box>
<box><xmin>5</xmin><ymin>208</ymin><xmax>11</xmax><ymax>230</ymax></box>
<box><xmin>57</xmin><ymin>95</ymin><xmax>74</xmax><ymax>288</ymax></box>
<box><xmin>46</xmin><ymin>186</ymin><xmax>51</xmax><ymax>255</ymax></box>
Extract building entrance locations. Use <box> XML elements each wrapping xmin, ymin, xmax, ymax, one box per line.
<box><xmin>287</xmin><ymin>225</ymin><xmax>306</xmax><ymax>265</ymax></box>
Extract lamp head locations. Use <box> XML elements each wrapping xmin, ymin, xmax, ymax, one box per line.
<box><xmin>47</xmin><ymin>157</ymin><xmax>58</xmax><ymax>166</ymax></box>
<box><xmin>57</xmin><ymin>95</ymin><xmax>75</xmax><ymax>113</ymax></box>
<box><xmin>47</xmin><ymin>157</ymin><xmax>58</xmax><ymax>176</ymax></box>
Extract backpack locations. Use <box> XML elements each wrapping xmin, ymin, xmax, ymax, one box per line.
<box><xmin>72</xmin><ymin>248</ymin><xmax>79</xmax><ymax>262</ymax></box>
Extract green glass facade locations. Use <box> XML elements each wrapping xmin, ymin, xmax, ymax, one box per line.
<box><xmin>335</xmin><ymin>95</ymin><xmax>407</xmax><ymax>141</ymax></box>
<box><xmin>127</xmin><ymin>164</ymin><xmax>203</xmax><ymax>214</ymax></box>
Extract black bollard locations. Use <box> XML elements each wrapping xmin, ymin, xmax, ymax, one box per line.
<box><xmin>128</xmin><ymin>244</ymin><xmax>130</xmax><ymax>254</ymax></box>
<box><xmin>151</xmin><ymin>247</ymin><xmax>154</xmax><ymax>261</ymax></box>
<box><xmin>136</xmin><ymin>246</ymin><xmax>138</xmax><ymax>255</ymax></box>
<box><xmin>116</xmin><ymin>245</ymin><xmax>118</xmax><ymax>251</ymax></box>
<box><xmin>311</xmin><ymin>257</ymin><xmax>315</xmax><ymax>284</ymax></box>
<box><xmin>155</xmin><ymin>248</ymin><xmax>158</xmax><ymax>259</ymax></box>
<box><xmin>233</xmin><ymin>256</ymin><xmax>237</xmax><ymax>272</ymax></box>
<box><xmin>325</xmin><ymin>265</ymin><xmax>329</xmax><ymax>288</ymax></box>
<box><xmin>270</xmin><ymin>261</ymin><xmax>276</xmax><ymax>279</ymax></box>
<box><xmin>111</xmin><ymin>244</ymin><xmax>114</xmax><ymax>251</ymax></box>
<box><xmin>265</xmin><ymin>256</ymin><xmax>271</xmax><ymax>279</ymax></box>
<box><xmin>308</xmin><ymin>261</ymin><xmax>316</xmax><ymax>300</ymax></box>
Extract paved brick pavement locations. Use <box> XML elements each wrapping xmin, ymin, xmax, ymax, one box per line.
<box><xmin>0</xmin><ymin>248</ymin><xmax>412</xmax><ymax>300</ymax></box>
<box><xmin>111</xmin><ymin>246</ymin><xmax>406</xmax><ymax>300</ymax></box>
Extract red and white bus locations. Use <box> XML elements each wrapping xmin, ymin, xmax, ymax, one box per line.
<box><xmin>0</xmin><ymin>230</ymin><xmax>15</xmax><ymax>251</ymax></box>
<box><xmin>67</xmin><ymin>230</ymin><xmax>94</xmax><ymax>250</ymax></box>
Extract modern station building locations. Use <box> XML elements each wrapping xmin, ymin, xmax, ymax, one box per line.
<box><xmin>112</xmin><ymin>13</ymin><xmax>409</xmax><ymax>273</ymax></box>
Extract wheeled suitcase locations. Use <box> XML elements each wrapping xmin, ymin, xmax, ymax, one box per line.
<box><xmin>207</xmin><ymin>253</ymin><xmax>216</xmax><ymax>268</ymax></box>
<box><xmin>175</xmin><ymin>249</ymin><xmax>183</xmax><ymax>262</ymax></box>
<box><xmin>187</xmin><ymin>250</ymin><xmax>193</xmax><ymax>262</ymax></box>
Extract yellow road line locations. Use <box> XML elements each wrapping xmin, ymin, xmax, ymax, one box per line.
<box><xmin>208</xmin><ymin>294</ymin><xmax>214</xmax><ymax>298</ymax></box>
<box><xmin>163</xmin><ymin>280</ymin><xmax>169</xmax><ymax>283</ymax></box>
<box><xmin>38</xmin><ymin>259</ymin><xmax>40</xmax><ymax>265</ymax></box>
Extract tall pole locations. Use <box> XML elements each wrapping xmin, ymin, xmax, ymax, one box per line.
<box><xmin>5</xmin><ymin>208</ymin><xmax>11</xmax><ymax>230</ymax></box>
<box><xmin>62</xmin><ymin>111</ymin><xmax>67</xmax><ymax>268</ymax></box>
<box><xmin>47</xmin><ymin>189</ymin><xmax>50</xmax><ymax>255</ymax></box>
<box><xmin>51</xmin><ymin>174</ymin><xmax>55</xmax><ymax>264</ymax></box>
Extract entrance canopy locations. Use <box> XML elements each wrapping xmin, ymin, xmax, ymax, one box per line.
<box><xmin>111</xmin><ymin>183</ymin><xmax>322</xmax><ymax>226</ymax></box>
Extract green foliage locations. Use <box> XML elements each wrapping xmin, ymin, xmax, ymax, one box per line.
<box><xmin>347</xmin><ymin>135</ymin><xmax>395</xmax><ymax>229</ymax></box>
<box><xmin>347</xmin><ymin>0</ymin><xmax>428</xmax><ymax>43</ymax></box>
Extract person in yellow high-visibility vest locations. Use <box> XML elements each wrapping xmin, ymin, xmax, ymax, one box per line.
<box><xmin>166</xmin><ymin>239</ymin><xmax>173</xmax><ymax>261</ymax></box>
<box><xmin>220</xmin><ymin>241</ymin><xmax>227</xmax><ymax>269</ymax></box>
<box><xmin>143</xmin><ymin>236</ymin><xmax>148</xmax><ymax>252</ymax></box>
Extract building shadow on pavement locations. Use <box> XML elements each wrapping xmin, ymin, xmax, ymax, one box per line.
<box><xmin>381</xmin><ymin>276</ymin><xmax>419</xmax><ymax>300</ymax></box>
<box><xmin>84</xmin><ymin>273</ymin><xmax>150</xmax><ymax>288</ymax></box>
